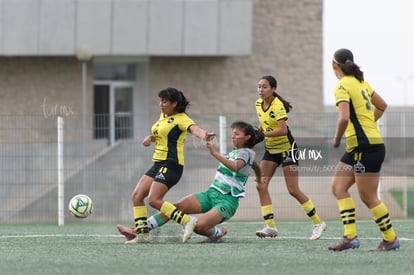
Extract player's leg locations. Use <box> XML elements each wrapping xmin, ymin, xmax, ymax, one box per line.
<box><xmin>148</xmin><ymin>182</ymin><xmax>198</xmax><ymax>243</ymax></box>
<box><xmin>354</xmin><ymin>146</ymin><xmax>399</xmax><ymax>251</ymax></box>
<box><xmin>147</xmin><ymin>193</ymin><xmax>203</xmax><ymax>230</ymax></box>
<box><xmin>195</xmin><ymin>189</ymin><xmax>237</xmax><ymax>242</ymax></box>
<box><xmin>120</xmin><ymin>174</ymin><xmax>154</xmax><ymax>243</ymax></box>
<box><xmin>195</xmin><ymin>209</ymin><xmax>227</xmax><ymax>242</ymax></box>
<box><xmin>256</xmin><ymin>158</ymin><xmax>278</xmax><ymax>238</ymax></box>
<box><xmin>356</xmin><ymin>172</ymin><xmax>397</xmax><ymax>248</ymax></box>
<box><xmin>328</xmin><ymin>161</ymin><xmax>360</xmax><ymax>251</ymax></box>
<box><xmin>283</xmin><ymin>164</ymin><xmax>326</xmax><ymax>240</ymax></box>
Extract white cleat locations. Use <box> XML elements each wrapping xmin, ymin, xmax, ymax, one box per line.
<box><xmin>182</xmin><ymin>216</ymin><xmax>198</xmax><ymax>243</ymax></box>
<box><xmin>124</xmin><ymin>234</ymin><xmax>152</xmax><ymax>244</ymax></box>
<box><xmin>255</xmin><ymin>226</ymin><xmax>278</xmax><ymax>238</ymax></box>
<box><xmin>310</xmin><ymin>222</ymin><xmax>327</xmax><ymax>240</ymax></box>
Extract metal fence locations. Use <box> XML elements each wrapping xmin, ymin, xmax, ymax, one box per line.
<box><xmin>0</xmin><ymin>112</ymin><xmax>413</xmax><ymax>224</ymax></box>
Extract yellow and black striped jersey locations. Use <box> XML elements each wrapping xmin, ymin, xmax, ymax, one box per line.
<box><xmin>334</xmin><ymin>75</ymin><xmax>383</xmax><ymax>152</ymax></box>
<box><xmin>255</xmin><ymin>97</ymin><xmax>291</xmax><ymax>154</ymax></box>
<box><xmin>151</xmin><ymin>112</ymin><xmax>195</xmax><ymax>165</ymax></box>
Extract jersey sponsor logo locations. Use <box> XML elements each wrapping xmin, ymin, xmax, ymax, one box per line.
<box><xmin>155</xmin><ymin>173</ymin><xmax>166</xmax><ymax>181</ymax></box>
<box><xmin>283</xmin><ymin>156</ymin><xmax>293</xmax><ymax>164</ymax></box>
<box><xmin>338</xmin><ymin>85</ymin><xmax>346</xmax><ymax>91</ymax></box>
<box><xmin>269</xmin><ymin>111</ymin><xmax>275</xmax><ymax>118</ymax></box>
<box><xmin>354</xmin><ymin>161</ymin><xmax>365</xmax><ymax>173</ymax></box>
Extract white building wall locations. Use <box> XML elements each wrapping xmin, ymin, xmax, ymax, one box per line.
<box><xmin>38</xmin><ymin>0</ymin><xmax>76</xmax><ymax>55</ymax></box>
<box><xmin>112</xmin><ymin>0</ymin><xmax>148</xmax><ymax>54</ymax></box>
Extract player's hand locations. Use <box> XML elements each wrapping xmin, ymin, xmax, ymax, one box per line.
<box><xmin>205</xmin><ymin>131</ymin><xmax>216</xmax><ymax>141</ymax></box>
<box><xmin>206</xmin><ymin>140</ymin><xmax>216</xmax><ymax>154</ymax></box>
<box><xmin>142</xmin><ymin>135</ymin><xmax>153</xmax><ymax>147</ymax></box>
<box><xmin>332</xmin><ymin>137</ymin><xmax>341</xmax><ymax>148</ymax></box>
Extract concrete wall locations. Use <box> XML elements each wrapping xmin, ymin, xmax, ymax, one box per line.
<box><xmin>0</xmin><ymin>0</ymin><xmax>323</xmax><ymax>139</ymax></box>
<box><xmin>0</xmin><ymin>0</ymin><xmax>252</xmax><ymax>56</ymax></box>
<box><xmin>148</xmin><ymin>0</ymin><xmax>323</xmax><ymax>117</ymax></box>
<box><xmin>0</xmin><ymin>57</ymin><xmax>92</xmax><ymax>142</ymax></box>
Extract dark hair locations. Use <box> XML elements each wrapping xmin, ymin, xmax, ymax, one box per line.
<box><xmin>231</xmin><ymin>121</ymin><xmax>264</xmax><ymax>148</ymax></box>
<box><xmin>260</xmin><ymin>75</ymin><xmax>292</xmax><ymax>113</ymax></box>
<box><xmin>333</xmin><ymin>48</ymin><xmax>364</xmax><ymax>82</ymax></box>
<box><xmin>158</xmin><ymin>87</ymin><xmax>190</xmax><ymax>113</ymax></box>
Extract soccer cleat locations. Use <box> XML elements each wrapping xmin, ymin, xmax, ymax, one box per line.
<box><xmin>310</xmin><ymin>222</ymin><xmax>327</xmax><ymax>240</ymax></box>
<box><xmin>256</xmin><ymin>226</ymin><xmax>278</xmax><ymax>238</ymax></box>
<box><xmin>117</xmin><ymin>224</ymin><xmax>136</xmax><ymax>241</ymax></box>
<box><xmin>328</xmin><ymin>236</ymin><xmax>360</xmax><ymax>251</ymax></box>
<box><xmin>182</xmin><ymin>216</ymin><xmax>198</xmax><ymax>243</ymax></box>
<box><xmin>204</xmin><ymin>227</ymin><xmax>228</xmax><ymax>243</ymax></box>
<box><xmin>124</xmin><ymin>234</ymin><xmax>152</xmax><ymax>244</ymax></box>
<box><xmin>370</xmin><ymin>237</ymin><xmax>400</xmax><ymax>251</ymax></box>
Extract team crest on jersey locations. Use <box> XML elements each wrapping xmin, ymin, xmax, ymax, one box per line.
<box><xmin>168</xmin><ymin>118</ymin><xmax>174</xmax><ymax>123</ymax></box>
<box><xmin>269</xmin><ymin>111</ymin><xmax>275</xmax><ymax>118</ymax></box>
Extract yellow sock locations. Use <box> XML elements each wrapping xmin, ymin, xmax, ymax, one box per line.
<box><xmin>133</xmin><ymin>205</ymin><xmax>149</xmax><ymax>237</ymax></box>
<box><xmin>370</xmin><ymin>202</ymin><xmax>396</xmax><ymax>242</ymax></box>
<box><xmin>301</xmin><ymin>200</ymin><xmax>322</xmax><ymax>224</ymax></box>
<box><xmin>160</xmin><ymin>201</ymin><xmax>189</xmax><ymax>225</ymax></box>
<box><xmin>337</xmin><ymin>197</ymin><xmax>357</xmax><ymax>238</ymax></box>
<box><xmin>261</xmin><ymin>205</ymin><xmax>276</xmax><ymax>228</ymax></box>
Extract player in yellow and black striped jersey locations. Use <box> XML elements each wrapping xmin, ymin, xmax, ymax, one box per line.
<box><xmin>333</xmin><ymin>75</ymin><xmax>384</xmax><ymax>152</ymax></box>
<box><xmin>254</xmin><ymin>75</ymin><xmax>326</xmax><ymax>241</ymax></box>
<box><xmin>255</xmin><ymin>96</ymin><xmax>291</xmax><ymax>154</ymax></box>
<box><xmin>328</xmin><ymin>48</ymin><xmax>399</xmax><ymax>251</ymax></box>
<box><xmin>119</xmin><ymin>87</ymin><xmax>215</xmax><ymax>244</ymax></box>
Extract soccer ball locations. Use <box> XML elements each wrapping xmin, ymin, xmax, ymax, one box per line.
<box><xmin>68</xmin><ymin>194</ymin><xmax>93</xmax><ymax>218</ymax></box>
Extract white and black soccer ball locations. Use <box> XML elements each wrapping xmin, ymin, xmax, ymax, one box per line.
<box><xmin>68</xmin><ymin>194</ymin><xmax>93</xmax><ymax>218</ymax></box>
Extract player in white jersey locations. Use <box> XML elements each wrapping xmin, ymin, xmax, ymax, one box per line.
<box><xmin>118</xmin><ymin>121</ymin><xmax>263</xmax><ymax>242</ymax></box>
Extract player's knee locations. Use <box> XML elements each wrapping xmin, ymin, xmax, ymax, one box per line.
<box><xmin>331</xmin><ymin>184</ymin><xmax>345</xmax><ymax>199</ymax></box>
<box><xmin>256</xmin><ymin>182</ymin><xmax>268</xmax><ymax>192</ymax></box>
<box><xmin>287</xmin><ymin>189</ymin><xmax>296</xmax><ymax>197</ymax></box>
<box><xmin>147</xmin><ymin>197</ymin><xmax>162</xmax><ymax>210</ymax></box>
<box><xmin>131</xmin><ymin>191</ymin><xmax>143</xmax><ymax>204</ymax></box>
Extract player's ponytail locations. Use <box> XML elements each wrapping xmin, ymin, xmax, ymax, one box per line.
<box><xmin>273</xmin><ymin>92</ymin><xmax>292</xmax><ymax>113</ymax></box>
<box><xmin>253</xmin><ymin>127</ymin><xmax>264</xmax><ymax>147</ymax></box>
<box><xmin>333</xmin><ymin>48</ymin><xmax>364</xmax><ymax>82</ymax></box>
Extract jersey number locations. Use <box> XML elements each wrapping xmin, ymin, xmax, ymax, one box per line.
<box><xmin>361</xmin><ymin>90</ymin><xmax>372</xmax><ymax>110</ymax></box>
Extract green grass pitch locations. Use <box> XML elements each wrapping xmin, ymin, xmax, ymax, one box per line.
<box><xmin>1</xmin><ymin>219</ymin><xmax>413</xmax><ymax>275</ymax></box>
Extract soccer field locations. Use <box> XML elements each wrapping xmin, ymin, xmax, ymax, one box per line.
<box><xmin>1</xmin><ymin>219</ymin><xmax>413</xmax><ymax>275</ymax></box>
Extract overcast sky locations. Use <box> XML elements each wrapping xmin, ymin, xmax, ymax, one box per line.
<box><xmin>323</xmin><ymin>0</ymin><xmax>414</xmax><ymax>106</ymax></box>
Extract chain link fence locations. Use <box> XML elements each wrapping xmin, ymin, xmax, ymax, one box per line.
<box><xmin>0</xmin><ymin>112</ymin><xmax>413</xmax><ymax>224</ymax></box>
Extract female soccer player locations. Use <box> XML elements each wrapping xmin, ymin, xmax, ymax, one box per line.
<box><xmin>121</xmin><ymin>87</ymin><xmax>215</xmax><ymax>243</ymax></box>
<box><xmin>254</xmin><ymin>75</ymin><xmax>326</xmax><ymax>240</ymax></box>
<box><xmin>118</xmin><ymin>121</ymin><xmax>263</xmax><ymax>242</ymax></box>
<box><xmin>328</xmin><ymin>48</ymin><xmax>399</xmax><ymax>251</ymax></box>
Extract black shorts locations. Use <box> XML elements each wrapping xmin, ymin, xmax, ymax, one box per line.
<box><xmin>145</xmin><ymin>160</ymin><xmax>184</xmax><ymax>189</ymax></box>
<box><xmin>262</xmin><ymin>142</ymin><xmax>299</xmax><ymax>167</ymax></box>
<box><xmin>340</xmin><ymin>144</ymin><xmax>385</xmax><ymax>173</ymax></box>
